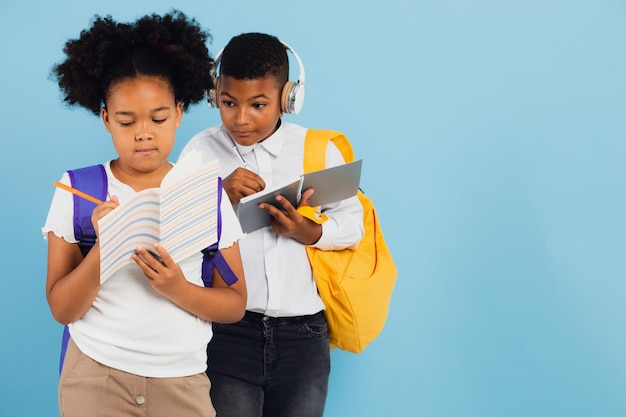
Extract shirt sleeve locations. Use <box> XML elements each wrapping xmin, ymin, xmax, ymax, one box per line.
<box><xmin>311</xmin><ymin>141</ymin><xmax>364</xmax><ymax>251</ymax></box>
<box><xmin>42</xmin><ymin>172</ymin><xmax>77</xmax><ymax>244</ymax></box>
<box><xmin>217</xmin><ymin>184</ymin><xmax>244</xmax><ymax>249</ymax></box>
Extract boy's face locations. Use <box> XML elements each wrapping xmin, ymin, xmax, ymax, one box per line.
<box><xmin>218</xmin><ymin>75</ymin><xmax>282</xmax><ymax>146</ymax></box>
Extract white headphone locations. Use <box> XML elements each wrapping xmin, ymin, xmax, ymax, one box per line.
<box><xmin>207</xmin><ymin>40</ymin><xmax>306</xmax><ymax>115</ymax></box>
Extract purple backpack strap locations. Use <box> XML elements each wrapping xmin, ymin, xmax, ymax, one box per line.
<box><xmin>201</xmin><ymin>178</ymin><xmax>239</xmax><ymax>287</ymax></box>
<box><xmin>68</xmin><ymin>165</ymin><xmax>108</xmax><ymax>256</ymax></box>
<box><xmin>59</xmin><ymin>164</ymin><xmax>107</xmax><ymax>375</ymax></box>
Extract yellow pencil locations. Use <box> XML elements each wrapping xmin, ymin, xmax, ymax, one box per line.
<box><xmin>53</xmin><ymin>181</ymin><xmax>104</xmax><ymax>205</ymax></box>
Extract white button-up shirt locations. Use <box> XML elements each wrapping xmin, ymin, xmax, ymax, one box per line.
<box><xmin>180</xmin><ymin>121</ymin><xmax>364</xmax><ymax>317</ymax></box>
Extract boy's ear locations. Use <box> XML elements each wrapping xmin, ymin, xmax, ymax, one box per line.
<box><xmin>101</xmin><ymin>107</ymin><xmax>112</xmax><ymax>133</ymax></box>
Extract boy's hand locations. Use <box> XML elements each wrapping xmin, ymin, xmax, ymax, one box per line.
<box><xmin>222</xmin><ymin>167</ymin><xmax>266</xmax><ymax>204</ymax></box>
<box><xmin>132</xmin><ymin>244</ymin><xmax>188</xmax><ymax>299</ymax></box>
<box><xmin>259</xmin><ymin>188</ymin><xmax>322</xmax><ymax>245</ymax></box>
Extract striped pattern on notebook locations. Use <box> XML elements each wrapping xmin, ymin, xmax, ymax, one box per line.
<box><xmin>98</xmin><ymin>159</ymin><xmax>220</xmax><ymax>284</ymax></box>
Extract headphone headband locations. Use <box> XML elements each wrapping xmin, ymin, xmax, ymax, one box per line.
<box><xmin>207</xmin><ymin>40</ymin><xmax>306</xmax><ymax>115</ymax></box>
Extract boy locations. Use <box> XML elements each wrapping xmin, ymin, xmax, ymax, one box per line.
<box><xmin>179</xmin><ymin>32</ymin><xmax>363</xmax><ymax>417</ymax></box>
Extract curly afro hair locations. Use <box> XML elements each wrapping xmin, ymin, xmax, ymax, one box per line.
<box><xmin>51</xmin><ymin>10</ymin><xmax>213</xmax><ymax>115</ymax></box>
<box><xmin>219</xmin><ymin>33</ymin><xmax>289</xmax><ymax>88</ymax></box>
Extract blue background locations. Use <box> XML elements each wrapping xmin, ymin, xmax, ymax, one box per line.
<box><xmin>1</xmin><ymin>0</ymin><xmax>626</xmax><ymax>416</ymax></box>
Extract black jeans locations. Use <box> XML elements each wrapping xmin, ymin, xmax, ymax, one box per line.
<box><xmin>207</xmin><ymin>310</ymin><xmax>330</xmax><ymax>417</ymax></box>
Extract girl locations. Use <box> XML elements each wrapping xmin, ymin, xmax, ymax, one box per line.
<box><xmin>43</xmin><ymin>11</ymin><xmax>246</xmax><ymax>417</ymax></box>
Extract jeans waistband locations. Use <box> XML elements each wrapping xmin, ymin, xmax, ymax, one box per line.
<box><xmin>241</xmin><ymin>310</ymin><xmax>325</xmax><ymax>326</ymax></box>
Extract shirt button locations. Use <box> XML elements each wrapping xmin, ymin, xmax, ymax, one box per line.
<box><xmin>135</xmin><ymin>395</ymin><xmax>145</xmax><ymax>405</ymax></box>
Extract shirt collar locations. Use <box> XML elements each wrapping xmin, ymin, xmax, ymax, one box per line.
<box><xmin>235</xmin><ymin>119</ymin><xmax>285</xmax><ymax>157</ymax></box>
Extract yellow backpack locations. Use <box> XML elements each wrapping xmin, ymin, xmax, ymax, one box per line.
<box><xmin>303</xmin><ymin>129</ymin><xmax>397</xmax><ymax>353</ymax></box>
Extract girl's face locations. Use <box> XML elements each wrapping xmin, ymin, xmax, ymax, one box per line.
<box><xmin>218</xmin><ymin>75</ymin><xmax>282</xmax><ymax>146</ymax></box>
<box><xmin>102</xmin><ymin>76</ymin><xmax>182</xmax><ymax>184</ymax></box>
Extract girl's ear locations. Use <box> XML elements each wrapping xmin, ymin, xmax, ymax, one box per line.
<box><xmin>101</xmin><ymin>107</ymin><xmax>112</xmax><ymax>133</ymax></box>
<box><xmin>175</xmin><ymin>101</ymin><xmax>183</xmax><ymax>128</ymax></box>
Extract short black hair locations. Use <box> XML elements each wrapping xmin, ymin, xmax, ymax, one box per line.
<box><xmin>219</xmin><ymin>32</ymin><xmax>288</xmax><ymax>88</ymax></box>
<box><xmin>51</xmin><ymin>10</ymin><xmax>213</xmax><ymax>115</ymax></box>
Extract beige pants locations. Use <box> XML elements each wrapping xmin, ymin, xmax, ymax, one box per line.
<box><xmin>59</xmin><ymin>339</ymin><xmax>216</xmax><ymax>417</ymax></box>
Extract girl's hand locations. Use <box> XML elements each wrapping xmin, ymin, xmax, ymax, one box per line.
<box><xmin>130</xmin><ymin>242</ymin><xmax>247</xmax><ymax>323</ymax></box>
<box><xmin>91</xmin><ymin>196</ymin><xmax>120</xmax><ymax>237</ymax></box>
<box><xmin>259</xmin><ymin>188</ymin><xmax>322</xmax><ymax>245</ymax></box>
<box><xmin>132</xmin><ymin>244</ymin><xmax>188</xmax><ymax>299</ymax></box>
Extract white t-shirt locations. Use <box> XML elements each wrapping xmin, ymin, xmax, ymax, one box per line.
<box><xmin>42</xmin><ymin>161</ymin><xmax>243</xmax><ymax>377</ymax></box>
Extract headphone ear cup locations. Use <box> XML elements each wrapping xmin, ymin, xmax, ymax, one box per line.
<box><xmin>281</xmin><ymin>81</ymin><xmax>305</xmax><ymax>115</ymax></box>
<box><xmin>207</xmin><ymin>77</ymin><xmax>221</xmax><ymax>109</ymax></box>
<box><xmin>281</xmin><ymin>81</ymin><xmax>294</xmax><ymax>114</ymax></box>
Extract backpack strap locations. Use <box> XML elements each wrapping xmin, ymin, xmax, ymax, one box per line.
<box><xmin>59</xmin><ymin>164</ymin><xmax>107</xmax><ymax>374</ymax></box>
<box><xmin>299</xmin><ymin>130</ymin><xmax>356</xmax><ymax>223</ymax></box>
<box><xmin>68</xmin><ymin>165</ymin><xmax>108</xmax><ymax>256</ymax></box>
<box><xmin>200</xmin><ymin>177</ymin><xmax>239</xmax><ymax>287</ymax></box>
<box><xmin>304</xmin><ymin>129</ymin><xmax>355</xmax><ymax>174</ymax></box>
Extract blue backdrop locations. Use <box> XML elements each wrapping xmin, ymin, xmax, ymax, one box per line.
<box><xmin>1</xmin><ymin>0</ymin><xmax>625</xmax><ymax>416</ymax></box>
